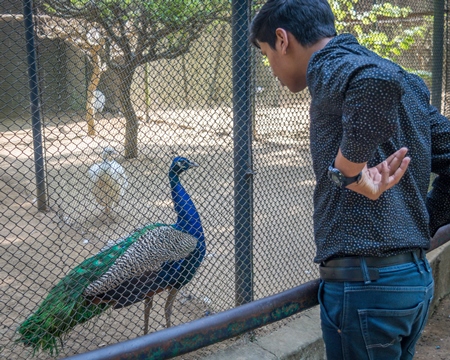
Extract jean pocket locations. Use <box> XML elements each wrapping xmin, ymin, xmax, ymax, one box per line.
<box><xmin>358</xmin><ymin>301</ymin><xmax>424</xmax><ymax>360</ymax></box>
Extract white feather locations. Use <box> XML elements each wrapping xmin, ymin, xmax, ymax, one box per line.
<box><xmin>91</xmin><ymin>90</ymin><xmax>105</xmax><ymax>114</ymax></box>
<box><xmin>88</xmin><ymin>147</ymin><xmax>128</xmax><ymax>214</ymax></box>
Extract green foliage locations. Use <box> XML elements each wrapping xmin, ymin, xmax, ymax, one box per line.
<box><xmin>42</xmin><ymin>0</ymin><xmax>229</xmax><ymax>26</ymax></box>
<box><xmin>38</xmin><ymin>0</ymin><xmax>230</xmax><ymax>63</ymax></box>
<box><xmin>330</xmin><ymin>0</ymin><xmax>428</xmax><ymax>61</ymax></box>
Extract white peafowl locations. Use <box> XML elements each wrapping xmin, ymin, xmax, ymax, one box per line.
<box><xmin>92</xmin><ymin>89</ymin><xmax>105</xmax><ymax>116</ymax></box>
<box><xmin>88</xmin><ymin>146</ymin><xmax>128</xmax><ymax>222</ymax></box>
<box><xmin>16</xmin><ymin>157</ymin><xmax>206</xmax><ymax>356</ymax></box>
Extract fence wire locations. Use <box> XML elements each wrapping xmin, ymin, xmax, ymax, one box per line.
<box><xmin>0</xmin><ymin>0</ymin><xmax>447</xmax><ymax>359</ymax></box>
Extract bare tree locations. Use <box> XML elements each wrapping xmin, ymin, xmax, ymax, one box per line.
<box><xmin>36</xmin><ymin>0</ymin><xmax>230</xmax><ymax>158</ymax></box>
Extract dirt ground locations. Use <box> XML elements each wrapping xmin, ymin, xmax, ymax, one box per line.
<box><xmin>0</xmin><ymin>109</ymin><xmax>315</xmax><ymax>359</ymax></box>
<box><xmin>415</xmin><ymin>294</ymin><xmax>450</xmax><ymax>360</ymax></box>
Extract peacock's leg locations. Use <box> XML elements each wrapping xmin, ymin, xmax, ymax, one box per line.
<box><xmin>164</xmin><ymin>287</ymin><xmax>179</xmax><ymax>328</ymax></box>
<box><xmin>103</xmin><ymin>206</ymin><xmax>114</xmax><ymax>225</ymax></box>
<box><xmin>143</xmin><ymin>296</ymin><xmax>153</xmax><ymax>335</ymax></box>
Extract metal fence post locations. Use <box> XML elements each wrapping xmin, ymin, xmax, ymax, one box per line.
<box><xmin>22</xmin><ymin>0</ymin><xmax>47</xmax><ymax>211</ymax></box>
<box><xmin>432</xmin><ymin>0</ymin><xmax>445</xmax><ymax>112</ymax></box>
<box><xmin>232</xmin><ymin>0</ymin><xmax>254</xmax><ymax>306</ymax></box>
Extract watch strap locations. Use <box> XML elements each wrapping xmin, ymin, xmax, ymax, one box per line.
<box><xmin>341</xmin><ymin>172</ymin><xmax>362</xmax><ymax>187</ymax></box>
<box><xmin>329</xmin><ymin>160</ymin><xmax>362</xmax><ymax>188</ymax></box>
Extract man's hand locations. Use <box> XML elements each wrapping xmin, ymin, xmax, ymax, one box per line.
<box><xmin>347</xmin><ymin>147</ymin><xmax>410</xmax><ymax>200</ymax></box>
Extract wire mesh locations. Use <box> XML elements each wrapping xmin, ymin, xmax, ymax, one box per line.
<box><xmin>0</xmin><ymin>0</ymin><xmax>447</xmax><ymax>358</ymax></box>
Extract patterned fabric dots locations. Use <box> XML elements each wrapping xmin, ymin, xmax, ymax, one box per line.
<box><xmin>306</xmin><ymin>34</ymin><xmax>450</xmax><ymax>263</ymax></box>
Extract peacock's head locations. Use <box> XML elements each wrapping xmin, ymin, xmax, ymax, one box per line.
<box><xmin>102</xmin><ymin>146</ymin><xmax>118</xmax><ymax>160</ymax></box>
<box><xmin>170</xmin><ymin>157</ymin><xmax>199</xmax><ymax>175</ymax></box>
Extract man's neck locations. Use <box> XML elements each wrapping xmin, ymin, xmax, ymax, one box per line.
<box><xmin>309</xmin><ymin>37</ymin><xmax>334</xmax><ymax>55</ymax></box>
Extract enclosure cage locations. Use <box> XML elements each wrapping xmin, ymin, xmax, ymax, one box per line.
<box><xmin>0</xmin><ymin>0</ymin><xmax>448</xmax><ymax>359</ymax></box>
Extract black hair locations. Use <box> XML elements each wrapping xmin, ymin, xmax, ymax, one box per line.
<box><xmin>250</xmin><ymin>0</ymin><xmax>336</xmax><ymax>49</ymax></box>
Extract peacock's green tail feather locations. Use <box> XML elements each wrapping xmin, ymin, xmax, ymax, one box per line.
<box><xmin>16</xmin><ymin>223</ymin><xmax>166</xmax><ymax>356</ymax></box>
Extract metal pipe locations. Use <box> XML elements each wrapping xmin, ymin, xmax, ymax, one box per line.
<box><xmin>63</xmin><ymin>280</ymin><xmax>320</xmax><ymax>360</ymax></box>
<box><xmin>431</xmin><ymin>0</ymin><xmax>445</xmax><ymax>111</ymax></box>
<box><xmin>232</xmin><ymin>0</ymin><xmax>254</xmax><ymax>307</ymax></box>
<box><xmin>22</xmin><ymin>0</ymin><xmax>47</xmax><ymax>211</ymax></box>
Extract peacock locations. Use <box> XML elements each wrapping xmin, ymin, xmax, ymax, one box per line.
<box><xmin>88</xmin><ymin>146</ymin><xmax>128</xmax><ymax>222</ymax></box>
<box><xmin>17</xmin><ymin>157</ymin><xmax>205</xmax><ymax>355</ymax></box>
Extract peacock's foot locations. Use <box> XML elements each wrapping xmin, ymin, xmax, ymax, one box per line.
<box><xmin>98</xmin><ymin>211</ymin><xmax>116</xmax><ymax>225</ymax></box>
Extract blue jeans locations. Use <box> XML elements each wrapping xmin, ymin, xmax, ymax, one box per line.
<box><xmin>318</xmin><ymin>256</ymin><xmax>434</xmax><ymax>360</ymax></box>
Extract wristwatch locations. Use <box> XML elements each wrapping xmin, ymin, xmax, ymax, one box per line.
<box><xmin>328</xmin><ymin>161</ymin><xmax>362</xmax><ymax>188</ymax></box>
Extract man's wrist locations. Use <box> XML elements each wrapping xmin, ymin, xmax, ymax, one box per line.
<box><xmin>328</xmin><ymin>160</ymin><xmax>363</xmax><ymax>188</ymax></box>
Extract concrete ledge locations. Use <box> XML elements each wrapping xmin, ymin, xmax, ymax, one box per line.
<box><xmin>426</xmin><ymin>240</ymin><xmax>450</xmax><ymax>313</ymax></box>
<box><xmin>203</xmin><ymin>240</ymin><xmax>450</xmax><ymax>360</ymax></box>
<box><xmin>255</xmin><ymin>307</ymin><xmax>325</xmax><ymax>360</ymax></box>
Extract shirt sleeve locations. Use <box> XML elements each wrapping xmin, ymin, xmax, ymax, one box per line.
<box><xmin>427</xmin><ymin>106</ymin><xmax>450</xmax><ymax>236</ymax></box>
<box><xmin>340</xmin><ymin>75</ymin><xmax>402</xmax><ymax>163</ymax></box>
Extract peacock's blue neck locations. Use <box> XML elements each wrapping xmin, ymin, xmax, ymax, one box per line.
<box><xmin>169</xmin><ymin>172</ymin><xmax>205</xmax><ymax>257</ymax></box>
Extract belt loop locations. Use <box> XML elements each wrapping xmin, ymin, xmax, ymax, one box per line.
<box><xmin>360</xmin><ymin>257</ymin><xmax>372</xmax><ymax>284</ymax></box>
<box><xmin>412</xmin><ymin>251</ymin><xmax>424</xmax><ymax>274</ymax></box>
<box><xmin>419</xmin><ymin>248</ymin><xmax>431</xmax><ymax>273</ymax></box>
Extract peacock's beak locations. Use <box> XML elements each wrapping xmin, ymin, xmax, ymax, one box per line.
<box><xmin>189</xmin><ymin>161</ymin><xmax>199</xmax><ymax>168</ymax></box>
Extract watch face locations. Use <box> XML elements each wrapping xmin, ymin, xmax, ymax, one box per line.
<box><xmin>328</xmin><ymin>167</ymin><xmax>344</xmax><ymax>187</ymax></box>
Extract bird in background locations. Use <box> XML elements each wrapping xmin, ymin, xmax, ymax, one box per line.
<box><xmin>92</xmin><ymin>89</ymin><xmax>105</xmax><ymax>116</ymax></box>
<box><xmin>88</xmin><ymin>146</ymin><xmax>128</xmax><ymax>223</ymax></box>
<box><xmin>17</xmin><ymin>157</ymin><xmax>205</xmax><ymax>356</ymax></box>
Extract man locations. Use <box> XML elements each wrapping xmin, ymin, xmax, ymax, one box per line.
<box><xmin>250</xmin><ymin>0</ymin><xmax>450</xmax><ymax>359</ymax></box>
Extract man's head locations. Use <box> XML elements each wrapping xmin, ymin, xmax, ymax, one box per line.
<box><xmin>250</xmin><ymin>0</ymin><xmax>336</xmax><ymax>92</ymax></box>
<box><xmin>250</xmin><ymin>0</ymin><xmax>336</xmax><ymax>49</ymax></box>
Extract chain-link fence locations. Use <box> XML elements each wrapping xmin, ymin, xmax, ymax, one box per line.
<box><xmin>0</xmin><ymin>0</ymin><xmax>447</xmax><ymax>358</ymax></box>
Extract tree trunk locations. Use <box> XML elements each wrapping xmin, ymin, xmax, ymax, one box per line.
<box><xmin>145</xmin><ymin>62</ymin><xmax>151</xmax><ymax>121</ymax></box>
<box><xmin>86</xmin><ymin>51</ymin><xmax>103</xmax><ymax>136</ymax></box>
<box><xmin>116</xmin><ymin>65</ymin><xmax>139</xmax><ymax>159</ymax></box>
<box><xmin>208</xmin><ymin>24</ymin><xmax>227</xmax><ymax>106</ymax></box>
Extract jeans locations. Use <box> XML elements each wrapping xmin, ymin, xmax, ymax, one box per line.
<box><xmin>318</xmin><ymin>256</ymin><xmax>434</xmax><ymax>360</ymax></box>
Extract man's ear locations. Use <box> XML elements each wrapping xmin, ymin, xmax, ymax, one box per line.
<box><xmin>275</xmin><ymin>28</ymin><xmax>289</xmax><ymax>54</ymax></box>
